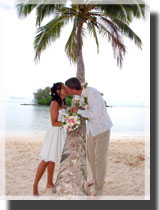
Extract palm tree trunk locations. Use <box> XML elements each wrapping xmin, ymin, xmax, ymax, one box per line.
<box><xmin>54</xmin><ymin>118</ymin><xmax>87</xmax><ymax>196</ymax></box>
<box><xmin>54</xmin><ymin>21</ymin><xmax>87</xmax><ymax>196</ymax></box>
<box><xmin>76</xmin><ymin>21</ymin><xmax>85</xmax><ymax>83</ymax></box>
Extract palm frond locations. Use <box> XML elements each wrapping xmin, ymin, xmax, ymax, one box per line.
<box><xmin>16</xmin><ymin>2</ymin><xmax>146</xmax><ymax>68</ymax></box>
<box><xmin>95</xmin><ymin>3</ymin><xmax>145</xmax><ymax>24</ymax></box>
<box><xmin>36</xmin><ymin>4</ymin><xmax>66</xmax><ymax>26</ymax></box>
<box><xmin>87</xmin><ymin>21</ymin><xmax>99</xmax><ymax>53</ymax></box>
<box><xmin>84</xmin><ymin>4</ymin><xmax>96</xmax><ymax>13</ymax></box>
<box><xmin>122</xmin><ymin>3</ymin><xmax>145</xmax><ymax>19</ymax></box>
<box><xmin>110</xmin><ymin>17</ymin><xmax>142</xmax><ymax>48</ymax></box>
<box><xmin>34</xmin><ymin>14</ymin><xmax>70</xmax><ymax>62</ymax></box>
<box><xmin>65</xmin><ymin>18</ymin><xmax>77</xmax><ymax>63</ymax></box>
<box><xmin>96</xmin><ymin>4</ymin><xmax>131</xmax><ymax>24</ymax></box>
<box><xmin>16</xmin><ymin>4</ymin><xmax>37</xmax><ymax>17</ymax></box>
<box><xmin>97</xmin><ymin>22</ymin><xmax>126</xmax><ymax>68</ymax></box>
<box><xmin>61</xmin><ymin>6</ymin><xmax>78</xmax><ymax>15</ymax></box>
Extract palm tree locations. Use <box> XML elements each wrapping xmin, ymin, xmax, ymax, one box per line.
<box><xmin>16</xmin><ymin>1</ymin><xmax>145</xmax><ymax>196</ymax></box>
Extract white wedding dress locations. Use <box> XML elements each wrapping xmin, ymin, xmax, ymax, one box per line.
<box><xmin>39</xmin><ymin>109</ymin><xmax>67</xmax><ymax>162</ymax></box>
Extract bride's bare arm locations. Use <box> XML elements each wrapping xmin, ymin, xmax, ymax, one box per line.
<box><xmin>50</xmin><ymin>101</ymin><xmax>62</xmax><ymax>127</ymax></box>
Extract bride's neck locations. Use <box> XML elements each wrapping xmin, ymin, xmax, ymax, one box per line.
<box><xmin>60</xmin><ymin>95</ymin><xmax>65</xmax><ymax>100</ymax></box>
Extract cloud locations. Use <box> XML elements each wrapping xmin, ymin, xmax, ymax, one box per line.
<box><xmin>0</xmin><ymin>0</ymin><xmax>15</xmax><ymax>10</ymax></box>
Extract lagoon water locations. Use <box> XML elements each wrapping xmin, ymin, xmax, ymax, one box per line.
<box><xmin>4</xmin><ymin>102</ymin><xmax>149</xmax><ymax>139</ymax></box>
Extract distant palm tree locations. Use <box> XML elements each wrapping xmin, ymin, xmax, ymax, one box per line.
<box><xmin>16</xmin><ymin>1</ymin><xmax>145</xmax><ymax>195</ymax></box>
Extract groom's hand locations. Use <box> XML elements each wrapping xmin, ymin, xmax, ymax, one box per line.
<box><xmin>72</xmin><ymin>107</ymin><xmax>79</xmax><ymax>113</ymax></box>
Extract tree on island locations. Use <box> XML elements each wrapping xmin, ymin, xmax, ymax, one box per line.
<box><xmin>33</xmin><ymin>87</ymin><xmax>51</xmax><ymax>105</ymax></box>
<box><xmin>34</xmin><ymin>86</ymin><xmax>109</xmax><ymax>107</ymax></box>
<box><xmin>17</xmin><ymin>1</ymin><xmax>146</xmax><ymax>195</ymax></box>
<box><xmin>33</xmin><ymin>86</ymin><xmax>73</xmax><ymax>106</ymax></box>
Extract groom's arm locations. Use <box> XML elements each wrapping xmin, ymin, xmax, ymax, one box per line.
<box><xmin>77</xmin><ymin>91</ymin><xmax>102</xmax><ymax>119</ymax></box>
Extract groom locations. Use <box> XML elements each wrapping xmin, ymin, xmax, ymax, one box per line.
<box><xmin>64</xmin><ymin>77</ymin><xmax>113</xmax><ymax>196</ymax></box>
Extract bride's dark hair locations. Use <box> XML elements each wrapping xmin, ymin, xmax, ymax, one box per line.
<box><xmin>50</xmin><ymin>82</ymin><xmax>64</xmax><ymax>106</ymax></box>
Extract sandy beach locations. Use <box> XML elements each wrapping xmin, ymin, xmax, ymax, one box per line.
<box><xmin>5</xmin><ymin>136</ymin><xmax>150</xmax><ymax>199</ymax></box>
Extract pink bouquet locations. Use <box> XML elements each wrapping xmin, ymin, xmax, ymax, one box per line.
<box><xmin>62</xmin><ymin>112</ymin><xmax>81</xmax><ymax>131</ymax></box>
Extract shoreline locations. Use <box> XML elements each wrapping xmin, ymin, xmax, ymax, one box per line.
<box><xmin>20</xmin><ymin>103</ymin><xmax>113</xmax><ymax>108</ymax></box>
<box><xmin>19</xmin><ymin>103</ymin><xmax>146</xmax><ymax>108</ymax></box>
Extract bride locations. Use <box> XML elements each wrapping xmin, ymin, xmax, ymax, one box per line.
<box><xmin>33</xmin><ymin>82</ymin><xmax>68</xmax><ymax>196</ymax></box>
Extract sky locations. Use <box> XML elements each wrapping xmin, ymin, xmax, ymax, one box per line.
<box><xmin>0</xmin><ymin>0</ymin><xmax>150</xmax><ymax>106</ymax></box>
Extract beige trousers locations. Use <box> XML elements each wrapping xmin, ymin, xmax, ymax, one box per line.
<box><xmin>87</xmin><ymin>129</ymin><xmax>110</xmax><ymax>196</ymax></box>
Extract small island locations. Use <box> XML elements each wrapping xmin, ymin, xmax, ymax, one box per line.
<box><xmin>20</xmin><ymin>86</ymin><xmax>111</xmax><ymax>107</ymax></box>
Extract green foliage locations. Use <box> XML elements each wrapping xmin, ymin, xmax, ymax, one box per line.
<box><xmin>33</xmin><ymin>87</ymin><xmax>51</xmax><ymax>105</ymax></box>
<box><xmin>38</xmin><ymin>97</ymin><xmax>51</xmax><ymax>105</ymax></box>
<box><xmin>33</xmin><ymin>86</ymin><xmax>73</xmax><ymax>106</ymax></box>
<box><xmin>16</xmin><ymin>3</ymin><xmax>146</xmax><ymax>68</ymax></box>
<box><xmin>65</xmin><ymin>95</ymin><xmax>73</xmax><ymax>107</ymax></box>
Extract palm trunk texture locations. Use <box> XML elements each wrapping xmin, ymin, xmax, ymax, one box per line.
<box><xmin>54</xmin><ymin>20</ymin><xmax>87</xmax><ymax>196</ymax></box>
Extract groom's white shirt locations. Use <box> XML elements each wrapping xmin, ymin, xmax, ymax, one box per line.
<box><xmin>77</xmin><ymin>87</ymin><xmax>113</xmax><ymax>136</ymax></box>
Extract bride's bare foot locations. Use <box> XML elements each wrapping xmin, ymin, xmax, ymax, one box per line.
<box><xmin>46</xmin><ymin>183</ymin><xmax>55</xmax><ymax>189</ymax></box>
<box><xmin>33</xmin><ymin>185</ymin><xmax>39</xmax><ymax>196</ymax></box>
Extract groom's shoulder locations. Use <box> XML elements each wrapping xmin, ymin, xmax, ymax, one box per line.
<box><xmin>88</xmin><ymin>87</ymin><xmax>99</xmax><ymax>94</ymax></box>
